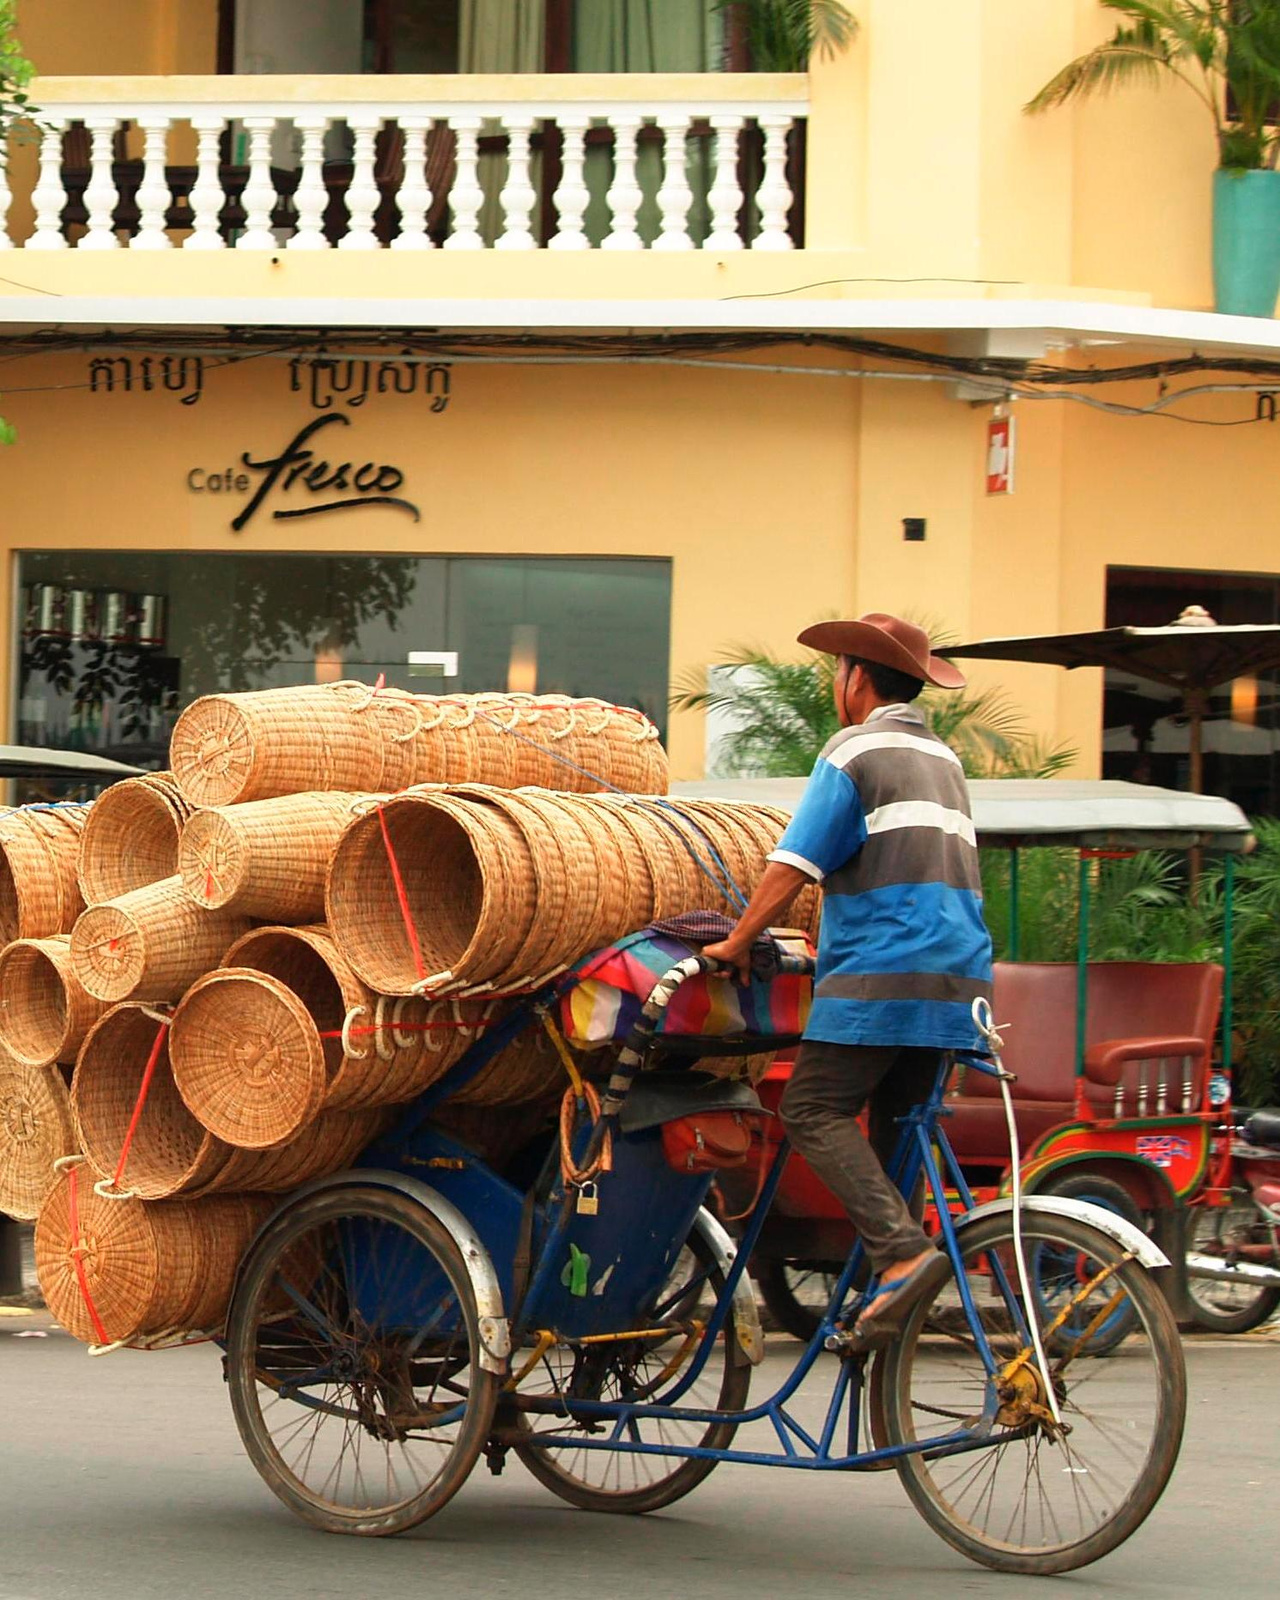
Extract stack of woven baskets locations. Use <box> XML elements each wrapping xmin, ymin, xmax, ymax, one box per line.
<box><xmin>0</xmin><ymin>682</ymin><xmax>815</xmax><ymax>1350</ymax></box>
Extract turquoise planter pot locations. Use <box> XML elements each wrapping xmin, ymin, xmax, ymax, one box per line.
<box><xmin>1213</xmin><ymin>167</ymin><xmax>1280</xmax><ymax>317</ymax></box>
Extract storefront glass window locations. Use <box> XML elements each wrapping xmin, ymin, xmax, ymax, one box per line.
<box><xmin>1104</xmin><ymin>565</ymin><xmax>1279</xmax><ymax>814</ymax></box>
<box><xmin>15</xmin><ymin>551</ymin><xmax>671</xmax><ymax>787</ymax></box>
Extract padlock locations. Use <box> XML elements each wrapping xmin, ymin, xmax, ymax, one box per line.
<box><xmin>575</xmin><ymin>1181</ymin><xmax>599</xmax><ymax>1216</ymax></box>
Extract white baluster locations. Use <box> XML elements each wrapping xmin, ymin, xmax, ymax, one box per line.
<box><xmin>653</xmin><ymin>114</ymin><xmax>693</xmax><ymax>252</ymax></box>
<box><xmin>1137</xmin><ymin>1060</ymin><xmax>1149</xmax><ymax>1118</ymax></box>
<box><xmin>442</xmin><ymin>116</ymin><xmax>483</xmax><ymax>251</ymax></box>
<box><xmin>289</xmin><ymin>114</ymin><xmax>330</xmax><ymax>250</ymax></box>
<box><xmin>27</xmin><ymin>120</ymin><xmax>68</xmax><ymax>252</ymax></box>
<box><xmin>0</xmin><ymin>153</ymin><xmax>11</xmax><ymax>250</ymax></box>
<box><xmin>704</xmin><ymin>114</ymin><xmax>744</xmax><ymax>253</ymax></box>
<box><xmin>1182</xmin><ymin>1055</ymin><xmax>1194</xmax><ymax>1112</ymax></box>
<box><xmin>338</xmin><ymin>112</ymin><xmax>381</xmax><ymax>250</ymax></box>
<box><xmin>76</xmin><ymin>117</ymin><xmax>119</xmax><ymax>251</ymax></box>
<box><xmin>1157</xmin><ymin>1060</ymin><xmax>1168</xmax><ymax>1115</ymax></box>
<box><xmin>238</xmin><ymin>116</ymin><xmax>278</xmax><ymax>249</ymax></box>
<box><xmin>132</xmin><ymin>115</ymin><xmax>173</xmax><ymax>250</ymax></box>
<box><xmin>753</xmin><ymin>113</ymin><xmax>794</xmax><ymax>251</ymax></box>
<box><xmin>495</xmin><ymin>115</ymin><xmax>537</xmax><ymax>251</ymax></box>
<box><xmin>185</xmin><ymin>115</ymin><xmax>225</xmax><ymax>250</ymax></box>
<box><xmin>547</xmin><ymin>114</ymin><xmax>589</xmax><ymax>251</ymax></box>
<box><xmin>389</xmin><ymin>115</ymin><xmax>434</xmax><ymax>251</ymax></box>
<box><xmin>601</xmin><ymin>114</ymin><xmax>643</xmax><ymax>252</ymax></box>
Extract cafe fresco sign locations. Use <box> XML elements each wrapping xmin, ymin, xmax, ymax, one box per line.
<box><xmin>189</xmin><ymin>415</ymin><xmax>421</xmax><ymax>532</ymax></box>
<box><xmin>85</xmin><ymin>353</ymin><xmax>446</xmax><ymax>532</ymax></box>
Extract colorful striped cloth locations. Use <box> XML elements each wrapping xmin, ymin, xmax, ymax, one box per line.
<box><xmin>560</xmin><ymin>929</ymin><xmax>812</xmax><ymax>1049</ymax></box>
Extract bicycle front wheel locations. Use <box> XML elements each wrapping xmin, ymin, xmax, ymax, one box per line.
<box><xmin>877</xmin><ymin>1212</ymin><xmax>1185</xmax><ymax>1575</ymax></box>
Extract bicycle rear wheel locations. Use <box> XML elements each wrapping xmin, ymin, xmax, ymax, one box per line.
<box><xmin>877</xmin><ymin>1212</ymin><xmax>1185</xmax><ymax>1575</ymax></box>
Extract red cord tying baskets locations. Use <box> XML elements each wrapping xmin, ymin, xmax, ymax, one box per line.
<box><xmin>92</xmin><ymin>1013</ymin><xmax>172</xmax><ymax>1202</ymax></box>
<box><xmin>66</xmin><ymin>1163</ymin><xmax>110</xmax><ymax>1347</ymax></box>
<box><xmin>377</xmin><ymin>803</ymin><xmax>427</xmax><ymax>985</ymax></box>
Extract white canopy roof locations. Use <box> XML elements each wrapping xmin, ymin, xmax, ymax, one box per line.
<box><xmin>670</xmin><ymin>777</ymin><xmax>1253</xmax><ymax>852</ymax></box>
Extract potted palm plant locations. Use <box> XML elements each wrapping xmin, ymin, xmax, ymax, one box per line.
<box><xmin>717</xmin><ymin>0</ymin><xmax>858</xmax><ymax>70</ymax></box>
<box><xmin>1027</xmin><ymin>1</ymin><xmax>1280</xmax><ymax>317</ymax></box>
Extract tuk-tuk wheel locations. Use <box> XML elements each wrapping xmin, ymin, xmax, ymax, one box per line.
<box><xmin>225</xmin><ymin>1185</ymin><xmax>499</xmax><ymax>1536</ymax></box>
<box><xmin>1034</xmin><ymin>1171</ymin><xmax>1146</xmax><ymax>1357</ymax></box>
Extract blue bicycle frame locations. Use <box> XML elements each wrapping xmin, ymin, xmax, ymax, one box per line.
<box><xmin>518</xmin><ymin>1051</ymin><xmax>1035</xmax><ymax>1474</ymax></box>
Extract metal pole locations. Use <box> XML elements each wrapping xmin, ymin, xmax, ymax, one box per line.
<box><xmin>1075</xmin><ymin>851</ymin><xmax>1091</xmax><ymax>1083</ymax></box>
<box><xmin>1009</xmin><ymin>848</ymin><xmax>1020</xmax><ymax>961</ymax></box>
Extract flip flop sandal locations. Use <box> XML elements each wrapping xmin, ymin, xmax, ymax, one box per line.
<box><xmin>851</xmin><ymin>1252</ymin><xmax>953</xmax><ymax>1352</ymax></box>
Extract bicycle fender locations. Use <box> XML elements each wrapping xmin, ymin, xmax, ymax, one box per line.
<box><xmin>244</xmin><ymin>1168</ymin><xmax>512</xmax><ymax>1375</ymax></box>
<box><xmin>957</xmin><ymin>1195</ymin><xmax>1170</xmax><ymax>1271</ymax></box>
<box><xmin>693</xmin><ymin>1205</ymin><xmax>765</xmax><ymax>1365</ymax></box>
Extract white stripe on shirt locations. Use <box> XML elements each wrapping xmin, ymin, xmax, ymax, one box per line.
<box><xmin>826</xmin><ymin>731</ymin><xmax>961</xmax><ymax>772</ymax></box>
<box><xmin>767</xmin><ymin>848</ymin><xmax>826</xmax><ymax>883</ymax></box>
<box><xmin>863</xmin><ymin>800</ymin><xmax>977</xmax><ymax>846</ymax></box>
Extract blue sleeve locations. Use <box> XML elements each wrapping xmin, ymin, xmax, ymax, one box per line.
<box><xmin>768</xmin><ymin>757</ymin><xmax>867</xmax><ymax>882</ymax></box>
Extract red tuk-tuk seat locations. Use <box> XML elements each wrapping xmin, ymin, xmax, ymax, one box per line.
<box><xmin>945</xmin><ymin>960</ymin><xmax>1223</xmax><ymax>1167</ymax></box>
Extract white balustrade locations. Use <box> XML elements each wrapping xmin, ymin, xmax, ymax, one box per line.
<box><xmin>390</xmin><ymin>115</ymin><xmax>434</xmax><ymax>251</ymax></box>
<box><xmin>28</xmin><ymin>120</ymin><xmax>68</xmax><ymax>251</ymax></box>
<box><xmin>653</xmin><ymin>114</ymin><xmax>694</xmax><ymax>252</ymax></box>
<box><xmin>185</xmin><ymin>115</ymin><xmax>225</xmax><ymax>250</ymax></box>
<box><xmin>705</xmin><ymin>115</ymin><xmax>746</xmax><ymax>253</ymax></box>
<box><xmin>289</xmin><ymin>115</ymin><xmax>330</xmax><ymax>251</ymax></box>
<box><xmin>547</xmin><ymin>114</ymin><xmax>589</xmax><ymax>252</ymax></box>
<box><xmin>12</xmin><ymin>83</ymin><xmax>808</xmax><ymax>252</ymax></box>
<box><xmin>338</xmin><ymin>112</ymin><xmax>381</xmax><ymax>251</ymax></box>
<box><xmin>495</xmin><ymin>115</ymin><xmax>538</xmax><ymax>251</ymax></box>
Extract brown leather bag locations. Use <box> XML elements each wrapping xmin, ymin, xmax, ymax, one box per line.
<box><xmin>661</xmin><ymin>1109</ymin><xmax>765</xmax><ymax>1174</ymax></box>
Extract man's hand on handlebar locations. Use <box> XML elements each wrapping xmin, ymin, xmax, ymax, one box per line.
<box><xmin>699</xmin><ymin>860</ymin><xmax>810</xmax><ymax>988</ymax></box>
<box><xmin>700</xmin><ymin>937</ymin><xmax>753</xmax><ymax>987</ymax></box>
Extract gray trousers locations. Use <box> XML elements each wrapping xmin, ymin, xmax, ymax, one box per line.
<box><xmin>779</xmin><ymin>1039</ymin><xmax>939</xmax><ymax>1275</ymax></box>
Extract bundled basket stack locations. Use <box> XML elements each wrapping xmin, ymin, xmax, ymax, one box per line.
<box><xmin>0</xmin><ymin>682</ymin><xmax>815</xmax><ymax>1350</ymax></box>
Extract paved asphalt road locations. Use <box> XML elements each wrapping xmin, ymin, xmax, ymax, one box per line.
<box><xmin>0</xmin><ymin>1318</ymin><xmax>1273</xmax><ymax>1600</ymax></box>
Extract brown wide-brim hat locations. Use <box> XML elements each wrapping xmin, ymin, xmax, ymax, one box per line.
<box><xmin>798</xmin><ymin>613</ymin><xmax>967</xmax><ymax>690</ymax></box>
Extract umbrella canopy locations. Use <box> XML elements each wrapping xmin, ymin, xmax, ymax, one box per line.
<box><xmin>943</xmin><ymin>606</ymin><xmax>1280</xmax><ymax>791</ymax></box>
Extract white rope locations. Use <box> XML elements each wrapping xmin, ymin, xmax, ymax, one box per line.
<box><xmin>971</xmin><ymin>997</ymin><xmax>1062</xmax><ymax>1429</ymax></box>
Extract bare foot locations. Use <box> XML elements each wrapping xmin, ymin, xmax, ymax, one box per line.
<box><xmin>858</xmin><ymin>1248</ymin><xmax>938</xmax><ymax>1326</ymax></box>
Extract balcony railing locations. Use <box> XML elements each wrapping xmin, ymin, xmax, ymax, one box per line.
<box><xmin>7</xmin><ymin>74</ymin><xmax>809</xmax><ymax>254</ymax></box>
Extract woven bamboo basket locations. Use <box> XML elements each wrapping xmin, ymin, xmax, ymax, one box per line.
<box><xmin>35</xmin><ymin>1176</ymin><xmax>272</xmax><ymax>1345</ymax></box>
<box><xmin>179</xmin><ymin>791</ymin><xmax>370</xmax><ymax>922</ymax></box>
<box><xmin>665</xmin><ymin>800</ymin><xmax>756</xmax><ymax>915</ymax></box>
<box><xmin>0</xmin><ymin>806</ymin><xmax>88</xmax><ymax>944</ymax></box>
<box><xmin>603</xmin><ymin>799</ymin><xmax>705</xmax><ymax>917</ymax></box>
<box><xmin>169</xmin><ymin>968</ymin><xmax>330</xmax><ymax>1148</ymax></box>
<box><xmin>169</xmin><ymin>684</ymin><xmax>385</xmax><ymax>807</ymax></box>
<box><xmin>72</xmin><ymin>1005</ymin><xmax>231</xmax><ymax>1201</ymax></box>
<box><xmin>213</xmin><ymin>1107</ymin><xmax>389</xmax><ymax>1192</ymax></box>
<box><xmin>225</xmin><ymin>924</ymin><xmax>418</xmax><ymax>1108</ymax></box>
<box><xmin>326</xmin><ymin>790</ymin><xmax>536</xmax><ymax>995</ymax></box>
<box><xmin>77</xmin><ymin>773</ymin><xmax>193</xmax><ymax>905</ymax></box>
<box><xmin>455</xmin><ymin>787</ymin><xmax>573</xmax><ymax>984</ymax></box>
<box><xmin>0</xmin><ymin>935</ymin><xmax>112</xmax><ymax>1068</ymax></box>
<box><xmin>69</xmin><ymin>878</ymin><xmax>250</xmax><ymax>1004</ymax></box>
<box><xmin>0</xmin><ymin>1056</ymin><xmax>75</xmax><ymax>1221</ymax></box>
<box><xmin>501</xmin><ymin>789</ymin><xmax>608</xmax><ymax>962</ymax></box>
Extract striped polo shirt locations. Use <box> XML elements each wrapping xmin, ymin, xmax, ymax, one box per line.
<box><xmin>770</xmin><ymin>703</ymin><xmax>992</xmax><ymax>1050</ymax></box>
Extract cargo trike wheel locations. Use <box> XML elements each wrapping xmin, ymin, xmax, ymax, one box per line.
<box><xmin>877</xmin><ymin>1212</ymin><xmax>1185</xmax><ymax>1575</ymax></box>
<box><xmin>226</xmin><ymin>1186</ymin><xmax>499</xmax><ymax>1536</ymax></box>
<box><xmin>511</xmin><ymin>1227</ymin><xmax>750</xmax><ymax>1513</ymax></box>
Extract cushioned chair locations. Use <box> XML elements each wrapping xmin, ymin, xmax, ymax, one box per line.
<box><xmin>945</xmin><ymin>961</ymin><xmax>1223</xmax><ymax>1168</ymax></box>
